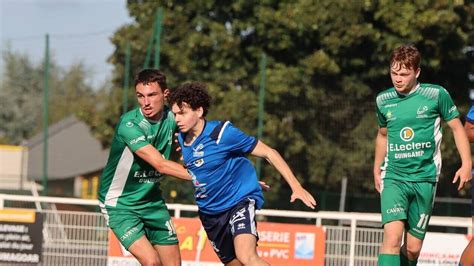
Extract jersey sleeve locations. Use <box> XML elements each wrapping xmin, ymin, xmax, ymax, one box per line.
<box><xmin>220</xmin><ymin>122</ymin><xmax>258</xmax><ymax>154</ymax></box>
<box><xmin>375</xmin><ymin>101</ymin><xmax>387</xmax><ymax>128</ymax></box>
<box><xmin>117</xmin><ymin>120</ymin><xmax>150</xmax><ymax>152</ymax></box>
<box><xmin>438</xmin><ymin>88</ymin><xmax>459</xmax><ymax>122</ymax></box>
<box><xmin>467</xmin><ymin>105</ymin><xmax>474</xmax><ymax>123</ymax></box>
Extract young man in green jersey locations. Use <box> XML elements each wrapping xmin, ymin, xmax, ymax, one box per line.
<box><xmin>460</xmin><ymin>106</ymin><xmax>474</xmax><ymax>266</ymax></box>
<box><xmin>98</xmin><ymin>69</ymin><xmax>191</xmax><ymax>266</ymax></box>
<box><xmin>373</xmin><ymin>45</ymin><xmax>472</xmax><ymax>266</ymax></box>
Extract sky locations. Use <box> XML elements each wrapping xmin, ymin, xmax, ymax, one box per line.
<box><xmin>0</xmin><ymin>0</ymin><xmax>133</xmax><ymax>88</ymax></box>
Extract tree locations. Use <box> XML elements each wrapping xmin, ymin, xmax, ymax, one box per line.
<box><xmin>0</xmin><ymin>49</ymin><xmax>101</xmax><ymax>145</ymax></box>
<box><xmin>105</xmin><ymin>1</ymin><xmax>474</xmax><ymax>208</ymax></box>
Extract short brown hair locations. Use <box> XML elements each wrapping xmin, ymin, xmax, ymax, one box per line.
<box><xmin>134</xmin><ymin>69</ymin><xmax>167</xmax><ymax>91</ymax></box>
<box><xmin>390</xmin><ymin>45</ymin><xmax>421</xmax><ymax>71</ymax></box>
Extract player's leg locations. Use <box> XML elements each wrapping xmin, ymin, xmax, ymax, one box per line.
<box><xmin>104</xmin><ymin>207</ymin><xmax>161</xmax><ymax>266</ymax></box>
<box><xmin>460</xmin><ymin>178</ymin><xmax>474</xmax><ymax>266</ymax></box>
<box><xmin>400</xmin><ymin>232</ymin><xmax>423</xmax><ymax>266</ymax></box>
<box><xmin>143</xmin><ymin>204</ymin><xmax>181</xmax><ymax>266</ymax></box>
<box><xmin>403</xmin><ymin>181</ymin><xmax>436</xmax><ymax>265</ymax></box>
<box><xmin>379</xmin><ymin>220</ymin><xmax>404</xmax><ymax>266</ymax></box>
<box><xmin>381</xmin><ymin>220</ymin><xmax>405</xmax><ymax>254</ymax></box>
<box><xmin>379</xmin><ymin>179</ymin><xmax>409</xmax><ymax>265</ymax></box>
<box><xmin>460</xmin><ymin>222</ymin><xmax>474</xmax><ymax>266</ymax></box>
<box><xmin>234</xmin><ymin>233</ymin><xmax>269</xmax><ymax>266</ymax></box>
<box><xmin>153</xmin><ymin>244</ymin><xmax>180</xmax><ymax>266</ymax></box>
<box><xmin>229</xmin><ymin>198</ymin><xmax>269</xmax><ymax>266</ymax></box>
<box><xmin>223</xmin><ymin>260</ymin><xmax>243</xmax><ymax>266</ymax></box>
<box><xmin>128</xmin><ymin>236</ymin><xmax>162</xmax><ymax>266</ymax></box>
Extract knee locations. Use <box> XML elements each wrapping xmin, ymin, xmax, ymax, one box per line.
<box><xmin>406</xmin><ymin>244</ymin><xmax>422</xmax><ymax>259</ymax></box>
<box><xmin>138</xmin><ymin>256</ymin><xmax>160</xmax><ymax>266</ymax></box>
<box><xmin>383</xmin><ymin>233</ymin><xmax>403</xmax><ymax>249</ymax></box>
<box><xmin>235</xmin><ymin>251</ymin><xmax>258</xmax><ymax>265</ymax></box>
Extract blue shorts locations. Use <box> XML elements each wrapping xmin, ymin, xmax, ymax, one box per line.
<box><xmin>198</xmin><ymin>198</ymin><xmax>258</xmax><ymax>264</ymax></box>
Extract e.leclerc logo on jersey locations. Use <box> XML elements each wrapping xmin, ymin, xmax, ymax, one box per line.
<box><xmin>399</xmin><ymin>127</ymin><xmax>414</xmax><ymax>141</ymax></box>
<box><xmin>389</xmin><ymin>127</ymin><xmax>431</xmax><ymax>159</ymax></box>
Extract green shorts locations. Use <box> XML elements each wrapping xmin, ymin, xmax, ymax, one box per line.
<box><xmin>100</xmin><ymin>202</ymin><xmax>178</xmax><ymax>249</ymax></box>
<box><xmin>380</xmin><ymin>178</ymin><xmax>437</xmax><ymax>240</ymax></box>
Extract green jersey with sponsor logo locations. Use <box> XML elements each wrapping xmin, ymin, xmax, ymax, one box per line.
<box><xmin>98</xmin><ymin>107</ymin><xmax>177</xmax><ymax>209</ymax></box>
<box><xmin>375</xmin><ymin>83</ymin><xmax>459</xmax><ymax>182</ymax></box>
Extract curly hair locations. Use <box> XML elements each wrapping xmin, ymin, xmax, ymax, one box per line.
<box><xmin>134</xmin><ymin>69</ymin><xmax>167</xmax><ymax>91</ymax></box>
<box><xmin>169</xmin><ymin>82</ymin><xmax>212</xmax><ymax>117</ymax></box>
<box><xmin>390</xmin><ymin>44</ymin><xmax>421</xmax><ymax>71</ymax></box>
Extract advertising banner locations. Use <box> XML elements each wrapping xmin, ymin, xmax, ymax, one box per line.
<box><xmin>418</xmin><ymin>232</ymin><xmax>471</xmax><ymax>266</ymax></box>
<box><xmin>0</xmin><ymin>209</ymin><xmax>43</xmax><ymax>264</ymax></box>
<box><xmin>108</xmin><ymin>217</ymin><xmax>325</xmax><ymax>266</ymax></box>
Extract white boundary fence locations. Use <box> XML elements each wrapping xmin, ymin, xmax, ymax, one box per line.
<box><xmin>0</xmin><ymin>194</ymin><xmax>471</xmax><ymax>266</ymax></box>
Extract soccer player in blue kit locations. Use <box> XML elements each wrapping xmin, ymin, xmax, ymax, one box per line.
<box><xmin>168</xmin><ymin>82</ymin><xmax>316</xmax><ymax>266</ymax></box>
<box><xmin>460</xmin><ymin>105</ymin><xmax>474</xmax><ymax>266</ymax></box>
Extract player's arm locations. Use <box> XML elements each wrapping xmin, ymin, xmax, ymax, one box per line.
<box><xmin>447</xmin><ymin>118</ymin><xmax>472</xmax><ymax>190</ymax></box>
<box><xmin>135</xmin><ymin>144</ymin><xmax>191</xmax><ymax>180</ymax></box>
<box><xmin>250</xmin><ymin>140</ymin><xmax>316</xmax><ymax>209</ymax></box>
<box><xmin>464</xmin><ymin>119</ymin><xmax>474</xmax><ymax>142</ymax></box>
<box><xmin>373</xmin><ymin>127</ymin><xmax>387</xmax><ymax>193</ymax></box>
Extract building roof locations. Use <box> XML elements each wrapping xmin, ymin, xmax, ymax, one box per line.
<box><xmin>26</xmin><ymin>116</ymin><xmax>110</xmax><ymax>180</ymax></box>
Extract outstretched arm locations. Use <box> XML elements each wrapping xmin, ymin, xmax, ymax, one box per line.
<box><xmin>135</xmin><ymin>144</ymin><xmax>191</xmax><ymax>180</ymax></box>
<box><xmin>448</xmin><ymin>118</ymin><xmax>472</xmax><ymax>190</ymax></box>
<box><xmin>250</xmin><ymin>140</ymin><xmax>316</xmax><ymax>209</ymax></box>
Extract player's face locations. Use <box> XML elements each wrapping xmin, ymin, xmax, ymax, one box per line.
<box><xmin>390</xmin><ymin>62</ymin><xmax>420</xmax><ymax>94</ymax></box>
<box><xmin>171</xmin><ymin>102</ymin><xmax>203</xmax><ymax>133</ymax></box>
<box><xmin>135</xmin><ymin>82</ymin><xmax>169</xmax><ymax>120</ymax></box>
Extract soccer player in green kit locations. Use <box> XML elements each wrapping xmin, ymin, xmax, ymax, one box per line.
<box><xmin>98</xmin><ymin>69</ymin><xmax>191</xmax><ymax>266</ymax></box>
<box><xmin>373</xmin><ymin>45</ymin><xmax>472</xmax><ymax>266</ymax></box>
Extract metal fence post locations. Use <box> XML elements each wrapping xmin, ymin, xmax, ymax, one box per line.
<box><xmin>349</xmin><ymin>218</ymin><xmax>356</xmax><ymax>266</ymax></box>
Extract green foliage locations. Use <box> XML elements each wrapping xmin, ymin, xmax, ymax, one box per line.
<box><xmin>0</xmin><ymin>49</ymin><xmax>101</xmax><ymax>145</ymax></box>
<box><xmin>0</xmin><ymin>51</ymin><xmax>43</xmax><ymax>144</ymax></box>
<box><xmin>103</xmin><ymin>1</ymin><xmax>474</xmax><ymax>207</ymax></box>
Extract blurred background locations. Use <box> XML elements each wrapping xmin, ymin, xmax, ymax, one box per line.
<box><xmin>1</xmin><ymin>0</ymin><xmax>473</xmax><ymax>216</ymax></box>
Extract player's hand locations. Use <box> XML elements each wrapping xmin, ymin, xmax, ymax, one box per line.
<box><xmin>452</xmin><ymin>165</ymin><xmax>472</xmax><ymax>191</ymax></box>
<box><xmin>290</xmin><ymin>186</ymin><xmax>316</xmax><ymax>209</ymax></box>
<box><xmin>174</xmin><ymin>133</ymin><xmax>184</xmax><ymax>161</ymax></box>
<box><xmin>259</xmin><ymin>181</ymin><xmax>270</xmax><ymax>192</ymax></box>
<box><xmin>373</xmin><ymin>169</ymin><xmax>382</xmax><ymax>193</ymax></box>
<box><xmin>174</xmin><ymin>133</ymin><xmax>182</xmax><ymax>152</ymax></box>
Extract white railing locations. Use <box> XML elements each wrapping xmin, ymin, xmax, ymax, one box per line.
<box><xmin>0</xmin><ymin>194</ymin><xmax>471</xmax><ymax>266</ymax></box>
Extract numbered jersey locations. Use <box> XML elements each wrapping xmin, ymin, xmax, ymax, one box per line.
<box><xmin>98</xmin><ymin>107</ymin><xmax>177</xmax><ymax>209</ymax></box>
<box><xmin>375</xmin><ymin>83</ymin><xmax>459</xmax><ymax>182</ymax></box>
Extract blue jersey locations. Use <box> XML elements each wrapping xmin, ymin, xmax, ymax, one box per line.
<box><xmin>467</xmin><ymin>105</ymin><xmax>474</xmax><ymax>122</ymax></box>
<box><xmin>178</xmin><ymin>120</ymin><xmax>264</xmax><ymax>214</ymax></box>
<box><xmin>468</xmin><ymin>105</ymin><xmax>474</xmax><ymax>216</ymax></box>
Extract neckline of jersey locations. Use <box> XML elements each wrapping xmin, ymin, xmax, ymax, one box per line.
<box><xmin>183</xmin><ymin>120</ymin><xmax>207</xmax><ymax>147</ymax></box>
<box><xmin>138</xmin><ymin>108</ymin><xmax>164</xmax><ymax>124</ymax></box>
<box><xmin>396</xmin><ymin>83</ymin><xmax>420</xmax><ymax>98</ymax></box>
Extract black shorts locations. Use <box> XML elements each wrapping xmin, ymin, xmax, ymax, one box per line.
<box><xmin>198</xmin><ymin>198</ymin><xmax>258</xmax><ymax>263</ymax></box>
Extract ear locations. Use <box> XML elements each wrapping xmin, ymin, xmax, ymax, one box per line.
<box><xmin>415</xmin><ymin>68</ymin><xmax>421</xmax><ymax>78</ymax></box>
<box><xmin>197</xmin><ymin>107</ymin><xmax>204</xmax><ymax>118</ymax></box>
<box><xmin>163</xmin><ymin>88</ymin><xmax>170</xmax><ymax>100</ymax></box>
